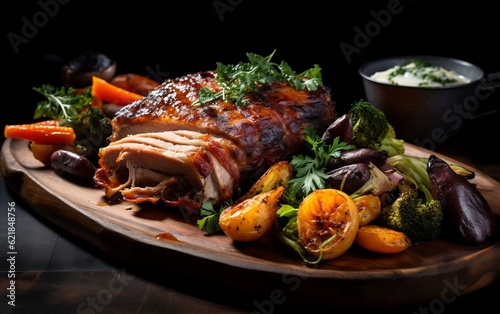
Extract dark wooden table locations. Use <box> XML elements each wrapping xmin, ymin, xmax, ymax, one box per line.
<box><xmin>1</xmin><ymin>103</ymin><xmax>499</xmax><ymax>314</ymax></box>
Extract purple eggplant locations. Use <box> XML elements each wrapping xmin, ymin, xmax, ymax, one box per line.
<box><xmin>326</xmin><ymin>163</ymin><xmax>370</xmax><ymax>195</ymax></box>
<box><xmin>427</xmin><ymin>155</ymin><xmax>499</xmax><ymax>245</ymax></box>
<box><xmin>328</xmin><ymin>147</ymin><xmax>388</xmax><ymax>171</ymax></box>
<box><xmin>51</xmin><ymin>149</ymin><xmax>97</xmax><ymax>182</ymax></box>
<box><xmin>321</xmin><ymin>114</ymin><xmax>353</xmax><ymax>145</ymax></box>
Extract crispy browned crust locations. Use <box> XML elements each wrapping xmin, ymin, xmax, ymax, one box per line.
<box><xmin>111</xmin><ymin>70</ymin><xmax>337</xmax><ymax>179</ymax></box>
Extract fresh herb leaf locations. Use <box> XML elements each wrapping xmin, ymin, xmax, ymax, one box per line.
<box><xmin>197</xmin><ymin>202</ymin><xmax>227</xmax><ymax>235</ymax></box>
<box><xmin>195</xmin><ymin>50</ymin><xmax>323</xmax><ymax>107</ymax></box>
<box><xmin>33</xmin><ymin>85</ymin><xmax>94</xmax><ymax>125</ymax></box>
<box><xmin>32</xmin><ymin>84</ymin><xmax>112</xmax><ymax>158</ymax></box>
<box><xmin>286</xmin><ymin>128</ymin><xmax>355</xmax><ymax>202</ymax></box>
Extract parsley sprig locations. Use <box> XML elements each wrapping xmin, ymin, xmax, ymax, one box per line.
<box><xmin>32</xmin><ymin>84</ymin><xmax>112</xmax><ymax>158</ymax></box>
<box><xmin>285</xmin><ymin>128</ymin><xmax>355</xmax><ymax>204</ymax></box>
<box><xmin>33</xmin><ymin>85</ymin><xmax>94</xmax><ymax>125</ymax></box>
<box><xmin>196</xmin><ymin>50</ymin><xmax>323</xmax><ymax>107</ymax></box>
<box><xmin>197</xmin><ymin>201</ymin><xmax>231</xmax><ymax>235</ymax></box>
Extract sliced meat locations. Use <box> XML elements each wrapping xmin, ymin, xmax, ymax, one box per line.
<box><xmin>94</xmin><ymin>130</ymin><xmax>242</xmax><ymax>206</ymax></box>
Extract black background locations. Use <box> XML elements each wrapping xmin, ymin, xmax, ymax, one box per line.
<box><xmin>4</xmin><ymin>0</ymin><xmax>498</xmax><ymax>128</ymax></box>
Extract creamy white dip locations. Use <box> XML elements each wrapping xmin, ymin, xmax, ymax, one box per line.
<box><xmin>370</xmin><ymin>60</ymin><xmax>470</xmax><ymax>87</ymax></box>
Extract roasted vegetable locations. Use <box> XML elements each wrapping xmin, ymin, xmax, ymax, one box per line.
<box><xmin>328</xmin><ymin>147</ymin><xmax>388</xmax><ymax>170</ymax></box>
<box><xmin>355</xmin><ymin>225</ymin><xmax>411</xmax><ymax>254</ymax></box>
<box><xmin>378</xmin><ymin>154</ymin><xmax>444</xmax><ymax>243</ymax></box>
<box><xmin>326</xmin><ymin>163</ymin><xmax>371</xmax><ymax>195</ymax></box>
<box><xmin>50</xmin><ymin>149</ymin><xmax>97</xmax><ymax>182</ymax></box>
<box><xmin>377</xmin><ymin>179</ymin><xmax>443</xmax><ymax>243</ymax></box>
<box><xmin>349</xmin><ymin>100</ymin><xmax>404</xmax><ymax>156</ymax></box>
<box><xmin>236</xmin><ymin>161</ymin><xmax>292</xmax><ymax>203</ymax></box>
<box><xmin>353</xmin><ymin>194</ymin><xmax>382</xmax><ymax>226</ymax></box>
<box><xmin>321</xmin><ymin>113</ymin><xmax>353</xmax><ymax>145</ymax></box>
<box><xmin>4</xmin><ymin>120</ymin><xmax>76</xmax><ymax>145</ymax></box>
<box><xmin>427</xmin><ymin>155</ymin><xmax>499</xmax><ymax>245</ymax></box>
<box><xmin>219</xmin><ymin>186</ymin><xmax>284</xmax><ymax>242</ymax></box>
<box><xmin>91</xmin><ymin>76</ymin><xmax>144</xmax><ymax>106</ymax></box>
<box><xmin>379</xmin><ymin>124</ymin><xmax>405</xmax><ymax>157</ymax></box>
<box><xmin>350</xmin><ymin>162</ymin><xmax>395</xmax><ymax>198</ymax></box>
<box><xmin>61</xmin><ymin>51</ymin><xmax>116</xmax><ymax>87</ymax></box>
<box><xmin>296</xmin><ymin>189</ymin><xmax>360</xmax><ymax>262</ymax></box>
<box><xmin>198</xmin><ymin>161</ymin><xmax>291</xmax><ymax>235</ymax></box>
<box><xmin>29</xmin><ymin>142</ymin><xmax>79</xmax><ymax>165</ymax></box>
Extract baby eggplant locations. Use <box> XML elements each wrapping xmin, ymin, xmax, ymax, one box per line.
<box><xmin>61</xmin><ymin>51</ymin><xmax>116</xmax><ymax>87</ymax></box>
<box><xmin>321</xmin><ymin>114</ymin><xmax>353</xmax><ymax>145</ymax></box>
<box><xmin>328</xmin><ymin>147</ymin><xmax>388</xmax><ymax>170</ymax></box>
<box><xmin>427</xmin><ymin>155</ymin><xmax>499</xmax><ymax>245</ymax></box>
<box><xmin>326</xmin><ymin>163</ymin><xmax>371</xmax><ymax>195</ymax></box>
<box><xmin>51</xmin><ymin>149</ymin><xmax>97</xmax><ymax>182</ymax></box>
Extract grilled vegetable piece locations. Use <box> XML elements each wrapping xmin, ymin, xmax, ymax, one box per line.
<box><xmin>328</xmin><ymin>147</ymin><xmax>388</xmax><ymax>170</ymax></box>
<box><xmin>326</xmin><ymin>163</ymin><xmax>371</xmax><ymax>195</ymax></box>
<box><xmin>236</xmin><ymin>161</ymin><xmax>292</xmax><ymax>203</ymax></box>
<box><xmin>350</xmin><ymin>162</ymin><xmax>395</xmax><ymax>198</ymax></box>
<box><xmin>4</xmin><ymin>120</ymin><xmax>76</xmax><ymax>145</ymax></box>
<box><xmin>349</xmin><ymin>100</ymin><xmax>404</xmax><ymax>156</ymax></box>
<box><xmin>377</xmin><ymin>179</ymin><xmax>443</xmax><ymax>244</ymax></box>
<box><xmin>219</xmin><ymin>186</ymin><xmax>284</xmax><ymax>242</ymax></box>
<box><xmin>297</xmin><ymin>189</ymin><xmax>360</xmax><ymax>261</ymax></box>
<box><xmin>51</xmin><ymin>149</ymin><xmax>97</xmax><ymax>182</ymax></box>
<box><xmin>61</xmin><ymin>51</ymin><xmax>116</xmax><ymax>87</ymax></box>
<box><xmin>355</xmin><ymin>225</ymin><xmax>411</xmax><ymax>254</ymax></box>
<box><xmin>353</xmin><ymin>194</ymin><xmax>382</xmax><ymax>226</ymax></box>
<box><xmin>427</xmin><ymin>155</ymin><xmax>499</xmax><ymax>245</ymax></box>
<box><xmin>321</xmin><ymin>113</ymin><xmax>353</xmax><ymax>145</ymax></box>
<box><xmin>379</xmin><ymin>154</ymin><xmax>444</xmax><ymax>243</ymax></box>
<box><xmin>92</xmin><ymin>76</ymin><xmax>144</xmax><ymax>106</ymax></box>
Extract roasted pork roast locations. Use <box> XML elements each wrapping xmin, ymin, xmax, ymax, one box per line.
<box><xmin>94</xmin><ymin>70</ymin><xmax>337</xmax><ymax>212</ymax></box>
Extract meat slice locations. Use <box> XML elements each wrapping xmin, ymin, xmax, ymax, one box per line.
<box><xmin>95</xmin><ymin>70</ymin><xmax>337</xmax><ymax>210</ymax></box>
<box><xmin>94</xmin><ymin>130</ymin><xmax>242</xmax><ymax>207</ymax></box>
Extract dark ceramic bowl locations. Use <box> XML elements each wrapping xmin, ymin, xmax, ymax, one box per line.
<box><xmin>359</xmin><ymin>56</ymin><xmax>499</xmax><ymax>142</ymax></box>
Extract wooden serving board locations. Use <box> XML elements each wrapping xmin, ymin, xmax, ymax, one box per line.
<box><xmin>2</xmin><ymin>138</ymin><xmax>500</xmax><ymax>308</ymax></box>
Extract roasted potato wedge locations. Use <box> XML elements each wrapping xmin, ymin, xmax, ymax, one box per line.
<box><xmin>236</xmin><ymin>161</ymin><xmax>292</xmax><ymax>203</ymax></box>
<box><xmin>219</xmin><ymin>186</ymin><xmax>285</xmax><ymax>242</ymax></box>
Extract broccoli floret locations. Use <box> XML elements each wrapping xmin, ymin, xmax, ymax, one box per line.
<box><xmin>379</xmin><ymin>124</ymin><xmax>405</xmax><ymax>156</ymax></box>
<box><xmin>377</xmin><ymin>155</ymin><xmax>444</xmax><ymax>243</ymax></box>
<box><xmin>349</xmin><ymin>100</ymin><xmax>404</xmax><ymax>156</ymax></box>
<box><xmin>378</xmin><ymin>179</ymin><xmax>443</xmax><ymax>243</ymax></box>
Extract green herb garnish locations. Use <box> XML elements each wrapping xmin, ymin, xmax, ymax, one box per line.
<box><xmin>33</xmin><ymin>85</ymin><xmax>94</xmax><ymax>125</ymax></box>
<box><xmin>388</xmin><ymin>59</ymin><xmax>458</xmax><ymax>86</ymax></box>
<box><xmin>197</xmin><ymin>201</ymin><xmax>230</xmax><ymax>235</ymax></box>
<box><xmin>285</xmin><ymin>128</ymin><xmax>355</xmax><ymax>204</ymax></box>
<box><xmin>32</xmin><ymin>84</ymin><xmax>112</xmax><ymax>158</ymax></box>
<box><xmin>196</xmin><ymin>49</ymin><xmax>323</xmax><ymax>107</ymax></box>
